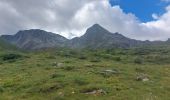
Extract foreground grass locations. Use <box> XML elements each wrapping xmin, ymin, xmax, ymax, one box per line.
<box><xmin>0</xmin><ymin>48</ymin><xmax>170</xmax><ymax>100</ymax></box>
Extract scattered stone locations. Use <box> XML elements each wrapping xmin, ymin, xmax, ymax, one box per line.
<box><xmin>58</xmin><ymin>92</ymin><xmax>64</xmax><ymax>97</ymax></box>
<box><xmin>84</xmin><ymin>89</ymin><xmax>107</xmax><ymax>95</ymax></box>
<box><xmin>57</xmin><ymin>63</ymin><xmax>63</xmax><ymax>67</ymax></box>
<box><xmin>84</xmin><ymin>64</ymin><xmax>94</xmax><ymax>67</ymax></box>
<box><xmin>52</xmin><ymin>62</ymin><xmax>63</xmax><ymax>67</ymax></box>
<box><xmin>99</xmin><ymin>69</ymin><xmax>119</xmax><ymax>77</ymax></box>
<box><xmin>136</xmin><ymin>73</ymin><xmax>149</xmax><ymax>82</ymax></box>
<box><xmin>103</xmin><ymin>70</ymin><xmax>119</xmax><ymax>74</ymax></box>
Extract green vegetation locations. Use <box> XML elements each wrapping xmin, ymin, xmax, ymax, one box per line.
<box><xmin>0</xmin><ymin>47</ymin><xmax>170</xmax><ymax>100</ymax></box>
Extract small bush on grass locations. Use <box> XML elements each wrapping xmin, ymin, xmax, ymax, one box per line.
<box><xmin>50</xmin><ymin>73</ymin><xmax>65</xmax><ymax>79</ymax></box>
<box><xmin>38</xmin><ymin>83</ymin><xmax>64</xmax><ymax>93</ymax></box>
<box><xmin>134</xmin><ymin>57</ymin><xmax>143</xmax><ymax>64</ymax></box>
<box><xmin>78</xmin><ymin>55</ymin><xmax>87</xmax><ymax>60</ymax></box>
<box><xmin>0</xmin><ymin>53</ymin><xmax>23</xmax><ymax>62</ymax></box>
<box><xmin>63</xmin><ymin>60</ymin><xmax>72</xmax><ymax>64</ymax></box>
<box><xmin>63</xmin><ymin>66</ymin><xmax>75</xmax><ymax>71</ymax></box>
<box><xmin>0</xmin><ymin>86</ymin><xmax>4</xmax><ymax>93</ymax></box>
<box><xmin>113</xmin><ymin>56</ymin><xmax>121</xmax><ymax>61</ymax></box>
<box><xmin>90</xmin><ymin>58</ymin><xmax>101</xmax><ymax>63</ymax></box>
<box><xmin>46</xmin><ymin>55</ymin><xmax>56</xmax><ymax>59</ymax></box>
<box><xmin>98</xmin><ymin>54</ymin><xmax>113</xmax><ymax>59</ymax></box>
<box><xmin>135</xmin><ymin>67</ymin><xmax>145</xmax><ymax>73</ymax></box>
<box><xmin>74</xmin><ymin>77</ymin><xmax>89</xmax><ymax>86</ymax></box>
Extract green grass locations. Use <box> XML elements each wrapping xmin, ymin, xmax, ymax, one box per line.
<box><xmin>0</xmin><ymin>47</ymin><xmax>170</xmax><ymax>100</ymax></box>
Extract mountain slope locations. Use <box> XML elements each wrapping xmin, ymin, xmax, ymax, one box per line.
<box><xmin>0</xmin><ymin>37</ymin><xmax>18</xmax><ymax>51</ymax></box>
<box><xmin>1</xmin><ymin>29</ymin><xmax>68</xmax><ymax>50</ymax></box>
<box><xmin>69</xmin><ymin>24</ymin><xmax>147</xmax><ymax>49</ymax></box>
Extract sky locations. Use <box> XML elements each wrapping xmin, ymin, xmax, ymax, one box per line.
<box><xmin>0</xmin><ymin>0</ymin><xmax>170</xmax><ymax>40</ymax></box>
<box><xmin>110</xmin><ymin>0</ymin><xmax>169</xmax><ymax>22</ymax></box>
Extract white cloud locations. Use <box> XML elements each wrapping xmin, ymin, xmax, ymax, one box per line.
<box><xmin>152</xmin><ymin>13</ymin><xmax>159</xmax><ymax>20</ymax></box>
<box><xmin>1</xmin><ymin>0</ymin><xmax>170</xmax><ymax>40</ymax></box>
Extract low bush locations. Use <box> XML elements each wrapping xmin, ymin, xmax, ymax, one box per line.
<box><xmin>134</xmin><ymin>57</ymin><xmax>143</xmax><ymax>64</ymax></box>
<box><xmin>38</xmin><ymin>83</ymin><xmax>63</xmax><ymax>93</ymax></box>
<box><xmin>90</xmin><ymin>58</ymin><xmax>101</xmax><ymax>62</ymax></box>
<box><xmin>113</xmin><ymin>56</ymin><xmax>121</xmax><ymax>61</ymax></box>
<box><xmin>63</xmin><ymin>66</ymin><xmax>75</xmax><ymax>71</ymax></box>
<box><xmin>78</xmin><ymin>55</ymin><xmax>87</xmax><ymax>60</ymax></box>
<box><xmin>0</xmin><ymin>53</ymin><xmax>22</xmax><ymax>62</ymax></box>
<box><xmin>74</xmin><ymin>78</ymin><xmax>89</xmax><ymax>86</ymax></box>
<box><xmin>0</xmin><ymin>86</ymin><xmax>4</xmax><ymax>93</ymax></box>
<box><xmin>50</xmin><ymin>73</ymin><xmax>65</xmax><ymax>78</ymax></box>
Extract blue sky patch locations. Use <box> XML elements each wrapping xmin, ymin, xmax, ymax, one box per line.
<box><xmin>109</xmin><ymin>0</ymin><xmax>170</xmax><ymax>22</ymax></box>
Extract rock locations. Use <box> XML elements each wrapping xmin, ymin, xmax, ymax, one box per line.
<box><xmin>136</xmin><ymin>73</ymin><xmax>149</xmax><ymax>82</ymax></box>
<box><xmin>84</xmin><ymin>89</ymin><xmax>107</xmax><ymax>95</ymax></box>
<box><xmin>84</xmin><ymin>64</ymin><xmax>94</xmax><ymax>67</ymax></box>
<box><xmin>142</xmin><ymin>78</ymin><xmax>149</xmax><ymax>82</ymax></box>
<box><xmin>58</xmin><ymin>92</ymin><xmax>64</xmax><ymax>97</ymax></box>
<box><xmin>103</xmin><ymin>70</ymin><xmax>119</xmax><ymax>74</ymax></box>
<box><xmin>52</xmin><ymin>62</ymin><xmax>63</xmax><ymax>67</ymax></box>
<box><xmin>99</xmin><ymin>69</ymin><xmax>119</xmax><ymax>77</ymax></box>
<box><xmin>57</xmin><ymin>63</ymin><xmax>63</xmax><ymax>67</ymax></box>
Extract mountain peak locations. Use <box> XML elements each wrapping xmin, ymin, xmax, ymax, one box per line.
<box><xmin>91</xmin><ymin>23</ymin><xmax>102</xmax><ymax>28</ymax></box>
<box><xmin>89</xmin><ymin>24</ymin><xmax>106</xmax><ymax>30</ymax></box>
<box><xmin>85</xmin><ymin>24</ymin><xmax>110</xmax><ymax>36</ymax></box>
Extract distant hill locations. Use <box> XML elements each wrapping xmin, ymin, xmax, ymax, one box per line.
<box><xmin>1</xmin><ymin>29</ymin><xmax>68</xmax><ymax>50</ymax></box>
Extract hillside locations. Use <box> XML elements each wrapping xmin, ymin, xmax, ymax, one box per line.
<box><xmin>0</xmin><ymin>37</ymin><xmax>18</xmax><ymax>51</ymax></box>
<box><xmin>0</xmin><ymin>25</ymin><xmax>170</xmax><ymax>99</ymax></box>
<box><xmin>0</xmin><ymin>47</ymin><xmax>170</xmax><ymax>99</ymax></box>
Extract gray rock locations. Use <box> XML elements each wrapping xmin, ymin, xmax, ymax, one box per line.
<box><xmin>99</xmin><ymin>69</ymin><xmax>119</xmax><ymax>77</ymax></box>
<box><xmin>57</xmin><ymin>63</ymin><xmax>63</xmax><ymax>67</ymax></box>
<box><xmin>52</xmin><ymin>62</ymin><xmax>63</xmax><ymax>67</ymax></box>
<box><xmin>84</xmin><ymin>89</ymin><xmax>107</xmax><ymax>95</ymax></box>
<box><xmin>136</xmin><ymin>73</ymin><xmax>150</xmax><ymax>82</ymax></box>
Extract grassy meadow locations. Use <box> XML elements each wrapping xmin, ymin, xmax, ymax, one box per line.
<box><xmin>0</xmin><ymin>47</ymin><xmax>170</xmax><ymax>100</ymax></box>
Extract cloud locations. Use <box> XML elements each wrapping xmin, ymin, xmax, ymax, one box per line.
<box><xmin>152</xmin><ymin>13</ymin><xmax>159</xmax><ymax>20</ymax></box>
<box><xmin>0</xmin><ymin>0</ymin><xmax>170</xmax><ymax>40</ymax></box>
<box><xmin>0</xmin><ymin>0</ymin><xmax>96</xmax><ymax>36</ymax></box>
<box><xmin>142</xmin><ymin>5</ymin><xmax>170</xmax><ymax>40</ymax></box>
<box><xmin>162</xmin><ymin>0</ymin><xmax>170</xmax><ymax>2</ymax></box>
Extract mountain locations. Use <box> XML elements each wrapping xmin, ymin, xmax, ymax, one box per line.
<box><xmin>1</xmin><ymin>24</ymin><xmax>169</xmax><ymax>50</ymax></box>
<box><xmin>1</xmin><ymin>29</ymin><xmax>68</xmax><ymax>50</ymax></box>
<box><xmin>69</xmin><ymin>24</ymin><xmax>147</xmax><ymax>49</ymax></box>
